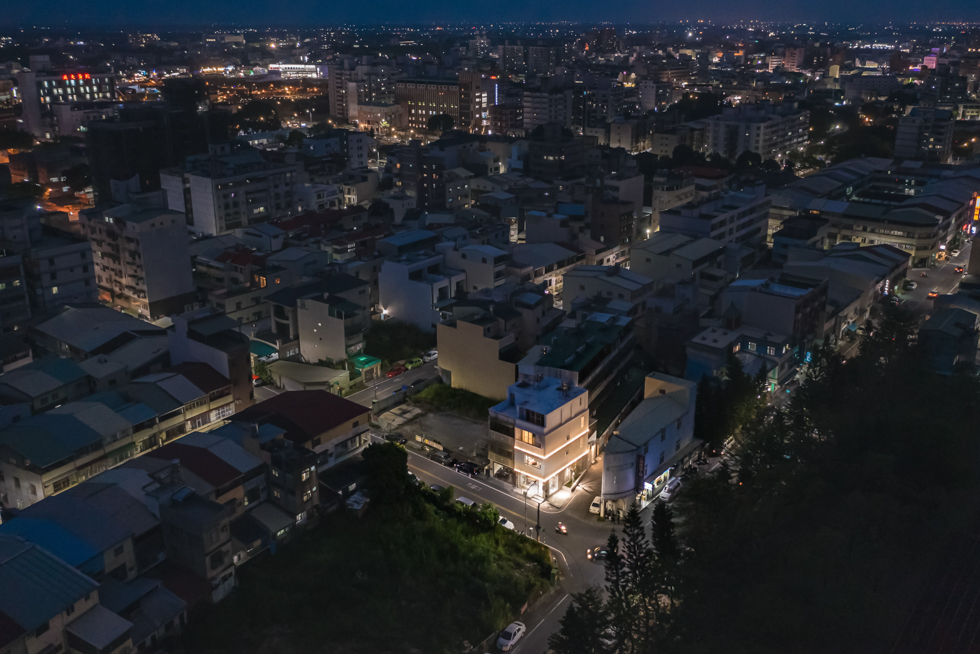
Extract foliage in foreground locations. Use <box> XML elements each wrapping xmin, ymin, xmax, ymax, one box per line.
<box><xmin>179</xmin><ymin>443</ymin><xmax>551</xmax><ymax>654</ymax></box>
<box><xmin>552</xmin><ymin>305</ymin><xmax>980</xmax><ymax>654</ymax></box>
<box><xmin>364</xmin><ymin>319</ymin><xmax>436</xmax><ymax>364</ymax></box>
<box><xmin>411</xmin><ymin>383</ymin><xmax>499</xmax><ymax>420</ymax></box>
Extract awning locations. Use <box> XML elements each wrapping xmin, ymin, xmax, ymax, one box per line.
<box><xmin>846</xmin><ymin>323</ymin><xmax>858</xmax><ymax>332</ymax></box>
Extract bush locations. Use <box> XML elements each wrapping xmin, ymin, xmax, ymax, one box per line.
<box><xmin>364</xmin><ymin>319</ymin><xmax>435</xmax><ymax>363</ymax></box>
<box><xmin>412</xmin><ymin>384</ymin><xmax>498</xmax><ymax>420</ymax></box>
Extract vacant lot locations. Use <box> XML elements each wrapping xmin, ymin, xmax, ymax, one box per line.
<box><xmin>178</xmin><ymin>495</ymin><xmax>552</xmax><ymax>654</ymax></box>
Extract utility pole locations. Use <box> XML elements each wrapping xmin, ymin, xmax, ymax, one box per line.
<box><xmin>523</xmin><ymin>489</ymin><xmax>528</xmax><ymax>535</ymax></box>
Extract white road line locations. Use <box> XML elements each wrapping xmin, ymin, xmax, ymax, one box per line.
<box><xmin>519</xmin><ymin>593</ymin><xmax>571</xmax><ymax>643</ymax></box>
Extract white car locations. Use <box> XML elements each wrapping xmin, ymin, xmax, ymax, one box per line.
<box><xmin>589</xmin><ymin>496</ymin><xmax>602</xmax><ymax>514</ymax></box>
<box><xmin>423</xmin><ymin>350</ymin><xmax>438</xmax><ymax>362</ymax></box>
<box><xmin>952</xmin><ymin>249</ymin><xmax>961</xmax><ymax>257</ymax></box>
<box><xmin>496</xmin><ymin>621</ymin><xmax>526</xmax><ymax>651</ymax></box>
<box><xmin>499</xmin><ymin>517</ymin><xmax>516</xmax><ymax>531</ymax></box>
<box><xmin>660</xmin><ymin>478</ymin><xmax>682</xmax><ymax>503</ymax></box>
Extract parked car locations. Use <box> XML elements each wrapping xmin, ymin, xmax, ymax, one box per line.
<box><xmin>406</xmin><ymin>357</ymin><xmax>423</xmax><ymax>370</ymax></box>
<box><xmin>455</xmin><ymin>461</ymin><xmax>480</xmax><ymax>477</ymax></box>
<box><xmin>386</xmin><ymin>365</ymin><xmax>406</xmax><ymax>378</ymax></box>
<box><xmin>429</xmin><ymin>484</ymin><xmax>444</xmax><ymax>493</ymax></box>
<box><xmin>589</xmin><ymin>496</ymin><xmax>602</xmax><ymax>514</ymax></box>
<box><xmin>456</xmin><ymin>497</ymin><xmax>476</xmax><ymax>508</ymax></box>
<box><xmin>587</xmin><ymin>544</ymin><xmax>610</xmax><ymax>561</ymax></box>
<box><xmin>499</xmin><ymin>517</ymin><xmax>516</xmax><ymax>531</ymax></box>
<box><xmin>407</xmin><ymin>472</ymin><xmax>420</xmax><ymax>487</ymax></box>
<box><xmin>496</xmin><ymin>622</ymin><xmax>526</xmax><ymax>651</ymax></box>
<box><xmin>660</xmin><ymin>478</ymin><xmax>683</xmax><ymax>503</ymax></box>
<box><xmin>952</xmin><ymin>249</ymin><xmax>961</xmax><ymax>257</ymax></box>
<box><xmin>905</xmin><ymin>280</ymin><xmax>918</xmax><ymax>290</ymax></box>
<box><xmin>422</xmin><ymin>349</ymin><xmax>438</xmax><ymax>362</ymax></box>
<box><xmin>430</xmin><ymin>450</ymin><xmax>454</xmax><ymax>466</ymax></box>
<box><xmin>410</xmin><ymin>377</ymin><xmax>431</xmax><ymax>389</ymax></box>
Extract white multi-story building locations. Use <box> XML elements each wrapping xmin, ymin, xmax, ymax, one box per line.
<box><xmin>522</xmin><ymin>90</ymin><xmax>571</xmax><ymax>130</ymax></box>
<box><xmin>378</xmin><ymin>251</ymin><xmax>465</xmax><ymax>331</ymax></box>
<box><xmin>15</xmin><ymin>55</ymin><xmax>116</xmax><ymax>139</ymax></box>
<box><xmin>488</xmin><ymin>374</ymin><xmax>591</xmax><ymax>498</ymax></box>
<box><xmin>659</xmin><ymin>185</ymin><xmax>772</xmax><ymax>247</ymax></box>
<box><xmin>601</xmin><ymin>373</ymin><xmax>698</xmax><ymax>516</ymax></box>
<box><xmin>81</xmin><ymin>200</ymin><xmax>197</xmax><ymax>320</ymax></box>
<box><xmin>703</xmin><ymin>102</ymin><xmax>809</xmax><ymax>162</ymax></box>
<box><xmin>160</xmin><ymin>144</ymin><xmax>301</xmax><ymax>236</ymax></box>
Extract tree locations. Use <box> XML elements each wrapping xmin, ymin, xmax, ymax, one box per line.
<box><xmin>651</xmin><ymin>502</ymin><xmax>679</xmax><ymax>563</ymax></box>
<box><xmin>603</xmin><ymin>531</ymin><xmax>637</xmax><ymax>653</ymax></box>
<box><xmin>0</xmin><ymin>128</ymin><xmax>34</xmax><ymax>151</ymax></box>
<box><xmin>621</xmin><ymin>502</ymin><xmax>655</xmax><ymax>650</ymax></box>
<box><xmin>735</xmin><ymin>150</ymin><xmax>762</xmax><ymax>171</ymax></box>
<box><xmin>671</xmin><ymin>144</ymin><xmax>706</xmax><ymax>167</ymax></box>
<box><xmin>253</xmin><ymin>360</ymin><xmax>273</xmax><ymax>385</ymax></box>
<box><xmin>548</xmin><ymin>587</ymin><xmax>611</xmax><ymax>654</ymax></box>
<box><xmin>361</xmin><ymin>441</ymin><xmax>409</xmax><ymax>502</ymax></box>
<box><xmin>759</xmin><ymin>158</ymin><xmax>782</xmax><ymax>174</ymax></box>
<box><xmin>478</xmin><ymin>502</ymin><xmax>500</xmax><ymax>529</ymax></box>
<box><xmin>284</xmin><ymin>129</ymin><xmax>305</xmax><ymax>147</ymax></box>
<box><xmin>426</xmin><ymin>113</ymin><xmax>454</xmax><ymax>133</ymax></box>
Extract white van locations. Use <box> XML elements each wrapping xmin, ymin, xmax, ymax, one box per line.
<box><xmin>456</xmin><ymin>497</ymin><xmax>476</xmax><ymax>508</ymax></box>
<box><xmin>659</xmin><ymin>478</ymin><xmax>683</xmax><ymax>503</ymax></box>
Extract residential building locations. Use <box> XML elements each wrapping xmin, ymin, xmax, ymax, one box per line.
<box><xmin>488</xmin><ymin>374</ymin><xmax>591</xmax><ymax>497</ymax></box>
<box><xmin>509</xmin><ymin>243</ymin><xmax>586</xmax><ymax>309</ymax></box>
<box><xmin>703</xmin><ymin>102</ymin><xmax>809</xmax><ymax>161</ymax></box>
<box><xmin>631</xmin><ymin>233</ymin><xmax>727</xmax><ymax>289</ymax></box>
<box><xmin>396</xmin><ymin>79</ymin><xmax>462</xmax><ymax>131</ymax></box>
<box><xmin>234</xmin><ymin>390</ymin><xmax>370</xmax><ymax>472</ymax></box>
<box><xmin>659</xmin><ymin>185</ymin><xmax>771</xmax><ymax>247</ymax></box>
<box><xmin>160</xmin><ymin>143</ymin><xmax>302</xmax><ymax>236</ymax></box>
<box><xmin>562</xmin><ymin>265</ymin><xmax>654</xmax><ymax>309</ymax></box>
<box><xmin>442</xmin><ymin>243</ymin><xmax>510</xmax><ymax>292</ymax></box>
<box><xmin>82</xmin><ymin>200</ymin><xmax>197</xmax><ymax>320</ymax></box>
<box><xmin>918</xmin><ymin>308</ymin><xmax>979</xmax><ymax>375</ymax></box>
<box><xmin>522</xmin><ymin>90</ymin><xmax>571</xmax><ymax>130</ymax></box>
<box><xmin>601</xmin><ymin>373</ymin><xmax>698</xmax><ymax>516</ymax></box>
<box><xmin>685</xmin><ymin>320</ymin><xmax>796</xmax><ymax>392</ymax></box>
<box><xmin>379</xmin><ymin>251</ymin><xmax>465</xmax><ymax>330</ymax></box>
<box><xmin>894</xmin><ymin>107</ymin><xmax>954</xmax><ymax>163</ymax></box>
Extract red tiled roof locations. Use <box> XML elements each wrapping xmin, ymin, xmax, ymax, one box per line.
<box><xmin>215</xmin><ymin>250</ymin><xmax>266</xmax><ymax>267</ymax></box>
<box><xmin>234</xmin><ymin>390</ymin><xmax>369</xmax><ymax>444</ymax></box>
<box><xmin>145</xmin><ymin>442</ymin><xmax>241</xmax><ymax>489</ymax></box>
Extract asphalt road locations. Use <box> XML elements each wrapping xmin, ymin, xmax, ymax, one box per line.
<box><xmin>406</xmin><ymin>449</ymin><xmax>629</xmax><ymax>654</ymax></box>
<box><xmin>902</xmin><ymin>242</ymin><xmax>972</xmax><ymax>317</ymax></box>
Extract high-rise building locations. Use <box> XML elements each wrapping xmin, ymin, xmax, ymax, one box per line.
<box><xmin>326</xmin><ymin>60</ymin><xmax>396</xmax><ymax>122</ymax></box>
<box><xmin>895</xmin><ymin>108</ymin><xmax>954</xmax><ymax>163</ymax></box>
<box><xmin>160</xmin><ymin>144</ymin><xmax>302</xmax><ymax>236</ymax></box>
<box><xmin>15</xmin><ymin>55</ymin><xmax>116</xmax><ymax>139</ymax></box>
<box><xmin>703</xmin><ymin>102</ymin><xmax>810</xmax><ymax>161</ymax></box>
<box><xmin>396</xmin><ymin>79</ymin><xmax>462</xmax><ymax>131</ymax></box>
<box><xmin>81</xmin><ymin>197</ymin><xmax>197</xmax><ymax>320</ymax></box>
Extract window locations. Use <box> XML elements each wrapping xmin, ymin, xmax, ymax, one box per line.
<box><xmin>34</xmin><ymin>620</ymin><xmax>49</xmax><ymax>637</ymax></box>
<box><xmin>747</xmin><ymin>342</ymin><xmax>756</xmax><ymax>352</ymax></box>
<box><xmin>519</xmin><ymin>429</ymin><xmax>535</xmax><ymax>445</ymax></box>
<box><xmin>660</xmin><ymin>429</ymin><xmax>666</xmax><ymax>442</ymax></box>
<box><xmin>29</xmin><ymin>484</ymin><xmax>37</xmax><ymax>496</ymax></box>
<box><xmin>659</xmin><ymin>452</ymin><xmax>665</xmax><ymax>464</ymax></box>
<box><xmin>65</xmin><ymin>603</ymin><xmax>76</xmax><ymax>616</ymax></box>
<box><xmin>114</xmin><ymin>544</ymin><xmax>124</xmax><ymax>556</ymax></box>
<box><xmin>13</xmin><ymin>477</ymin><xmax>20</xmax><ymax>489</ymax></box>
<box><xmin>767</xmin><ymin>346</ymin><xmax>776</xmax><ymax>356</ymax></box>
<box><xmin>210</xmin><ymin>550</ymin><xmax>226</xmax><ymax>570</ymax></box>
<box><xmin>676</xmin><ymin>440</ymin><xmax>681</xmax><ymax>452</ymax></box>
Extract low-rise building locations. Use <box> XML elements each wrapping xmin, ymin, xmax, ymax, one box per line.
<box><xmin>601</xmin><ymin>372</ymin><xmax>698</xmax><ymax>516</ymax></box>
<box><xmin>379</xmin><ymin>251</ymin><xmax>465</xmax><ymax>331</ymax></box>
<box><xmin>659</xmin><ymin>185</ymin><xmax>771</xmax><ymax>247</ymax></box>
<box><xmin>488</xmin><ymin>374</ymin><xmax>591</xmax><ymax>497</ymax></box>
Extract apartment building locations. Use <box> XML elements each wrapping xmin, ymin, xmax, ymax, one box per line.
<box><xmin>894</xmin><ymin>107</ymin><xmax>954</xmax><ymax>163</ymax></box>
<box><xmin>522</xmin><ymin>90</ymin><xmax>571</xmax><ymax>130</ymax></box>
<box><xmin>562</xmin><ymin>265</ymin><xmax>654</xmax><ymax>309</ymax></box>
<box><xmin>509</xmin><ymin>243</ymin><xmax>586</xmax><ymax>309</ymax></box>
<box><xmin>703</xmin><ymin>102</ymin><xmax>809</xmax><ymax>161</ymax></box>
<box><xmin>488</xmin><ymin>374</ymin><xmax>591</xmax><ymax>498</ymax></box>
<box><xmin>396</xmin><ymin>79</ymin><xmax>462</xmax><ymax>131</ymax></box>
<box><xmin>659</xmin><ymin>185</ymin><xmax>771</xmax><ymax>247</ymax></box>
<box><xmin>82</xmin><ymin>202</ymin><xmax>197</xmax><ymax>320</ymax></box>
<box><xmin>160</xmin><ymin>143</ymin><xmax>301</xmax><ymax>236</ymax></box>
<box><xmin>631</xmin><ymin>233</ymin><xmax>727</xmax><ymax>289</ymax></box>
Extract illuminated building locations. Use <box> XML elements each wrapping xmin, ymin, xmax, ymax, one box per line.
<box><xmin>15</xmin><ymin>55</ymin><xmax>116</xmax><ymax>139</ymax></box>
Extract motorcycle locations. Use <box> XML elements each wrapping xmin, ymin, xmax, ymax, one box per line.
<box><xmin>920</xmin><ymin>272</ymin><xmax>928</xmax><ymax>277</ymax></box>
<box><xmin>555</xmin><ymin>522</ymin><xmax>568</xmax><ymax>535</ymax></box>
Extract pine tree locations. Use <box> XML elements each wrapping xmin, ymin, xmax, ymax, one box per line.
<box><xmin>604</xmin><ymin>532</ymin><xmax>636</xmax><ymax>653</ymax></box>
<box><xmin>548</xmin><ymin>586</ymin><xmax>611</xmax><ymax>654</ymax></box>
<box><xmin>651</xmin><ymin>502</ymin><xmax>679</xmax><ymax>563</ymax></box>
<box><xmin>620</xmin><ymin>502</ymin><xmax>655</xmax><ymax>650</ymax></box>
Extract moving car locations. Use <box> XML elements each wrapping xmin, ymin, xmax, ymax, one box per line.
<box><xmin>455</xmin><ymin>461</ymin><xmax>480</xmax><ymax>477</ymax></box>
<box><xmin>386</xmin><ymin>365</ymin><xmax>406</xmax><ymax>378</ymax></box>
<box><xmin>589</xmin><ymin>496</ymin><xmax>602</xmax><ymax>514</ymax></box>
<box><xmin>928</xmin><ymin>291</ymin><xmax>939</xmax><ymax>299</ymax></box>
<box><xmin>499</xmin><ymin>517</ymin><xmax>516</xmax><ymax>531</ymax></box>
<box><xmin>660</xmin><ymin>478</ymin><xmax>683</xmax><ymax>503</ymax></box>
<box><xmin>405</xmin><ymin>357</ymin><xmax>423</xmax><ymax>370</ymax></box>
<box><xmin>587</xmin><ymin>545</ymin><xmax>610</xmax><ymax>561</ymax></box>
<box><xmin>955</xmin><ymin>266</ymin><xmax>965</xmax><ymax>274</ymax></box>
<box><xmin>496</xmin><ymin>622</ymin><xmax>526</xmax><ymax>651</ymax></box>
<box><xmin>952</xmin><ymin>249</ymin><xmax>961</xmax><ymax>257</ymax></box>
<box><xmin>422</xmin><ymin>349</ymin><xmax>438</xmax><ymax>362</ymax></box>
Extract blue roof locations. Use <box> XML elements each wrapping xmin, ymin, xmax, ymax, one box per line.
<box><xmin>0</xmin><ymin>536</ymin><xmax>98</xmax><ymax>634</ymax></box>
<box><xmin>379</xmin><ymin>229</ymin><xmax>436</xmax><ymax>247</ymax></box>
<box><xmin>0</xmin><ymin>519</ymin><xmax>101</xmax><ymax>570</ymax></box>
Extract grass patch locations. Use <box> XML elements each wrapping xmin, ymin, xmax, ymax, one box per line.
<box><xmin>177</xmin><ymin>495</ymin><xmax>551</xmax><ymax>654</ymax></box>
<box><xmin>365</xmin><ymin>319</ymin><xmax>436</xmax><ymax>363</ymax></box>
<box><xmin>412</xmin><ymin>384</ymin><xmax>499</xmax><ymax>420</ymax></box>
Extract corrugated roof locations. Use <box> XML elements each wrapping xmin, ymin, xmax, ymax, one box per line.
<box><xmin>0</xmin><ymin>536</ymin><xmax>98</xmax><ymax>635</ymax></box>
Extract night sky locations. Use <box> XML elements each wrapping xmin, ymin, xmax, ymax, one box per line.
<box><xmin>3</xmin><ymin>0</ymin><xmax>980</xmax><ymax>29</ymax></box>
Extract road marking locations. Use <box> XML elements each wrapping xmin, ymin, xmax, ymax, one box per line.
<box><xmin>517</xmin><ymin>593</ymin><xmax>570</xmax><ymax>646</ymax></box>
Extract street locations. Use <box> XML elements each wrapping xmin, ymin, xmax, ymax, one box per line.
<box><xmin>406</xmin><ymin>450</ymin><xmax>624</xmax><ymax>654</ymax></box>
<box><xmin>902</xmin><ymin>241</ymin><xmax>972</xmax><ymax>317</ymax></box>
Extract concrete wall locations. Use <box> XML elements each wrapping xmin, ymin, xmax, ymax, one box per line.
<box><xmin>437</xmin><ymin>320</ymin><xmax>516</xmax><ymax>400</ymax></box>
